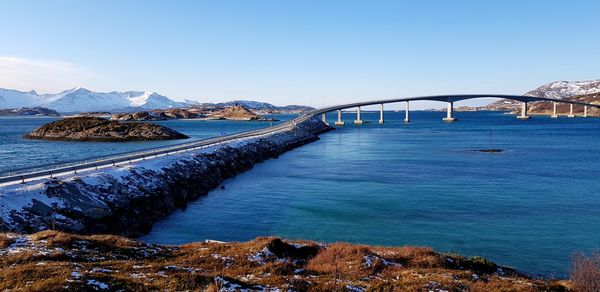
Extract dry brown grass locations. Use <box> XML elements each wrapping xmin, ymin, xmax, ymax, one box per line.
<box><xmin>0</xmin><ymin>233</ymin><xmax>16</xmax><ymax>248</ymax></box>
<box><xmin>571</xmin><ymin>253</ymin><xmax>600</xmax><ymax>292</ymax></box>
<box><xmin>0</xmin><ymin>231</ymin><xmax>569</xmax><ymax>291</ymax></box>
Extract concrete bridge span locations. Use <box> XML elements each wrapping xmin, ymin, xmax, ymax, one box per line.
<box><xmin>305</xmin><ymin>94</ymin><xmax>600</xmax><ymax>125</ymax></box>
<box><xmin>1</xmin><ymin>94</ymin><xmax>598</xmax><ymax>185</ymax></box>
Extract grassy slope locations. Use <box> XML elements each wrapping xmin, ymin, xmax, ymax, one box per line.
<box><xmin>0</xmin><ymin>231</ymin><xmax>571</xmax><ymax>291</ymax></box>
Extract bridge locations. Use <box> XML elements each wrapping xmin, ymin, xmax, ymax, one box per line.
<box><xmin>0</xmin><ymin>94</ymin><xmax>598</xmax><ymax>186</ymax></box>
<box><xmin>307</xmin><ymin>94</ymin><xmax>600</xmax><ymax>125</ymax></box>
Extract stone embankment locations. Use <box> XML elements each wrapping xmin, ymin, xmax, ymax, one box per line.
<box><xmin>0</xmin><ymin>117</ymin><xmax>331</xmax><ymax>235</ymax></box>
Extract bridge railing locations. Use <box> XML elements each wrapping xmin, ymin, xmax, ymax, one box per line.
<box><xmin>0</xmin><ymin>116</ymin><xmax>306</xmax><ymax>185</ymax></box>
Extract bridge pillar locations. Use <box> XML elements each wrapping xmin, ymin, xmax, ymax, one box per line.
<box><xmin>517</xmin><ymin>102</ymin><xmax>530</xmax><ymax>120</ymax></box>
<box><xmin>442</xmin><ymin>101</ymin><xmax>456</xmax><ymax>122</ymax></box>
<box><xmin>551</xmin><ymin>102</ymin><xmax>558</xmax><ymax>118</ymax></box>
<box><xmin>584</xmin><ymin>106</ymin><xmax>588</xmax><ymax>118</ymax></box>
<box><xmin>334</xmin><ymin>110</ymin><xmax>345</xmax><ymax>126</ymax></box>
<box><xmin>354</xmin><ymin>106</ymin><xmax>364</xmax><ymax>125</ymax></box>
<box><xmin>568</xmin><ymin>104</ymin><xmax>575</xmax><ymax>118</ymax></box>
<box><xmin>379</xmin><ymin>104</ymin><xmax>384</xmax><ymax>124</ymax></box>
<box><xmin>321</xmin><ymin>113</ymin><xmax>329</xmax><ymax>125</ymax></box>
<box><xmin>404</xmin><ymin>101</ymin><xmax>410</xmax><ymax>123</ymax></box>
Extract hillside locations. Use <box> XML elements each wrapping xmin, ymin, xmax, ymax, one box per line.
<box><xmin>480</xmin><ymin>80</ymin><xmax>600</xmax><ymax>116</ymax></box>
<box><xmin>206</xmin><ymin>105</ymin><xmax>274</xmax><ymax>121</ymax></box>
<box><xmin>198</xmin><ymin>100</ymin><xmax>314</xmax><ymax>114</ymax></box>
<box><xmin>0</xmin><ymin>231</ymin><xmax>568</xmax><ymax>291</ymax></box>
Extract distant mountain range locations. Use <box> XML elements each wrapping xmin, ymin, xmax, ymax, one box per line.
<box><xmin>0</xmin><ymin>87</ymin><xmax>194</xmax><ymax>113</ymax></box>
<box><xmin>0</xmin><ymin>87</ymin><xmax>313</xmax><ymax>113</ymax></box>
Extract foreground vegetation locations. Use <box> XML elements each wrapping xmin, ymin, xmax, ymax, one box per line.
<box><xmin>1</xmin><ymin>231</ymin><xmax>588</xmax><ymax>291</ymax></box>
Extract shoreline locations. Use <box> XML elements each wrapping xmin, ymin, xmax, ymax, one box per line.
<box><xmin>0</xmin><ymin>117</ymin><xmax>332</xmax><ymax>236</ymax></box>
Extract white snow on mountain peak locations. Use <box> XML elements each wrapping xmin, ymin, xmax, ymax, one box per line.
<box><xmin>0</xmin><ymin>87</ymin><xmax>192</xmax><ymax>112</ymax></box>
<box><xmin>525</xmin><ymin>79</ymin><xmax>600</xmax><ymax>99</ymax></box>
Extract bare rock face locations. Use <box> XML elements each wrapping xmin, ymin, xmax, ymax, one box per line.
<box><xmin>24</xmin><ymin>117</ymin><xmax>189</xmax><ymax>142</ymax></box>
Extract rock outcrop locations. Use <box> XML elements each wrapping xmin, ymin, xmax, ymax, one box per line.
<box><xmin>24</xmin><ymin>117</ymin><xmax>189</xmax><ymax>142</ymax></box>
<box><xmin>477</xmin><ymin>80</ymin><xmax>600</xmax><ymax>116</ymax></box>
<box><xmin>207</xmin><ymin>105</ymin><xmax>275</xmax><ymax>121</ymax></box>
<box><xmin>111</xmin><ymin>108</ymin><xmax>203</xmax><ymax>121</ymax></box>
<box><xmin>1</xmin><ymin>118</ymin><xmax>331</xmax><ymax>236</ymax></box>
<box><xmin>0</xmin><ymin>107</ymin><xmax>60</xmax><ymax>116</ymax></box>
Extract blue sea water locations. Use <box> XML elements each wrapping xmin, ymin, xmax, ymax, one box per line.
<box><xmin>0</xmin><ymin>116</ymin><xmax>289</xmax><ymax>174</ymax></box>
<box><xmin>1</xmin><ymin>112</ymin><xmax>599</xmax><ymax>276</ymax></box>
<box><xmin>139</xmin><ymin>111</ymin><xmax>600</xmax><ymax>277</ymax></box>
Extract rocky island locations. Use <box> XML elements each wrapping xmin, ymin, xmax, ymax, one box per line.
<box><xmin>110</xmin><ymin>105</ymin><xmax>277</xmax><ymax>122</ymax></box>
<box><xmin>0</xmin><ymin>107</ymin><xmax>60</xmax><ymax>117</ymax></box>
<box><xmin>24</xmin><ymin>117</ymin><xmax>188</xmax><ymax>142</ymax></box>
<box><xmin>206</xmin><ymin>105</ymin><xmax>276</xmax><ymax>121</ymax></box>
<box><xmin>110</xmin><ymin>108</ymin><xmax>203</xmax><ymax>121</ymax></box>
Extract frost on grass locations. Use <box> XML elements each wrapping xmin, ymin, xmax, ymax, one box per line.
<box><xmin>0</xmin><ymin>232</ymin><xmax>558</xmax><ymax>291</ymax></box>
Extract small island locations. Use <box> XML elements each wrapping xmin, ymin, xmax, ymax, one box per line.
<box><xmin>207</xmin><ymin>105</ymin><xmax>277</xmax><ymax>121</ymax></box>
<box><xmin>24</xmin><ymin>117</ymin><xmax>189</xmax><ymax>142</ymax></box>
<box><xmin>0</xmin><ymin>107</ymin><xmax>60</xmax><ymax>117</ymax></box>
<box><xmin>110</xmin><ymin>105</ymin><xmax>278</xmax><ymax>122</ymax></box>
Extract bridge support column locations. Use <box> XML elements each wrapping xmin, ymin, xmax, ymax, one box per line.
<box><xmin>568</xmin><ymin>104</ymin><xmax>575</xmax><ymax>118</ymax></box>
<box><xmin>551</xmin><ymin>102</ymin><xmax>558</xmax><ymax>118</ymax></box>
<box><xmin>442</xmin><ymin>101</ymin><xmax>456</xmax><ymax>122</ymax></box>
<box><xmin>379</xmin><ymin>104</ymin><xmax>384</xmax><ymax>124</ymax></box>
<box><xmin>334</xmin><ymin>110</ymin><xmax>345</xmax><ymax>126</ymax></box>
<box><xmin>584</xmin><ymin>106</ymin><xmax>588</xmax><ymax>117</ymax></box>
<box><xmin>354</xmin><ymin>106</ymin><xmax>364</xmax><ymax>125</ymax></box>
<box><xmin>517</xmin><ymin>102</ymin><xmax>530</xmax><ymax>120</ymax></box>
<box><xmin>404</xmin><ymin>101</ymin><xmax>410</xmax><ymax>123</ymax></box>
<box><xmin>321</xmin><ymin>113</ymin><xmax>329</xmax><ymax>125</ymax></box>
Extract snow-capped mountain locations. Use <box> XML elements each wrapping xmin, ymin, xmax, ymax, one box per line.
<box><xmin>0</xmin><ymin>87</ymin><xmax>196</xmax><ymax>113</ymax></box>
<box><xmin>525</xmin><ymin>79</ymin><xmax>600</xmax><ymax>99</ymax></box>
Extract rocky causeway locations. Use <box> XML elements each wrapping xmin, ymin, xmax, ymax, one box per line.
<box><xmin>0</xmin><ymin>117</ymin><xmax>331</xmax><ymax>236</ymax></box>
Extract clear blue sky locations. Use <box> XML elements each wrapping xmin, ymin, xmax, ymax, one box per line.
<box><xmin>0</xmin><ymin>0</ymin><xmax>599</xmax><ymax>108</ymax></box>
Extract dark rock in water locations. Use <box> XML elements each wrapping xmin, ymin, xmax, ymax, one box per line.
<box><xmin>24</xmin><ymin>117</ymin><xmax>189</xmax><ymax>142</ymax></box>
<box><xmin>477</xmin><ymin>149</ymin><xmax>503</xmax><ymax>153</ymax></box>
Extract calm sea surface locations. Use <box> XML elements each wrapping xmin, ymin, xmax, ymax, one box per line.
<box><xmin>0</xmin><ymin>115</ymin><xmax>289</xmax><ymax>174</ymax></box>
<box><xmin>2</xmin><ymin>112</ymin><xmax>599</xmax><ymax>276</ymax></box>
<box><xmin>141</xmin><ymin>111</ymin><xmax>600</xmax><ymax>277</ymax></box>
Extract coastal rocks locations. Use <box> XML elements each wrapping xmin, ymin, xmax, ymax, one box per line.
<box><xmin>111</xmin><ymin>108</ymin><xmax>203</xmax><ymax>121</ymax></box>
<box><xmin>24</xmin><ymin>117</ymin><xmax>189</xmax><ymax>142</ymax></box>
<box><xmin>0</xmin><ymin>107</ymin><xmax>60</xmax><ymax>116</ymax></box>
<box><xmin>1</xmin><ymin>118</ymin><xmax>331</xmax><ymax>235</ymax></box>
<box><xmin>207</xmin><ymin>105</ymin><xmax>276</xmax><ymax>121</ymax></box>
